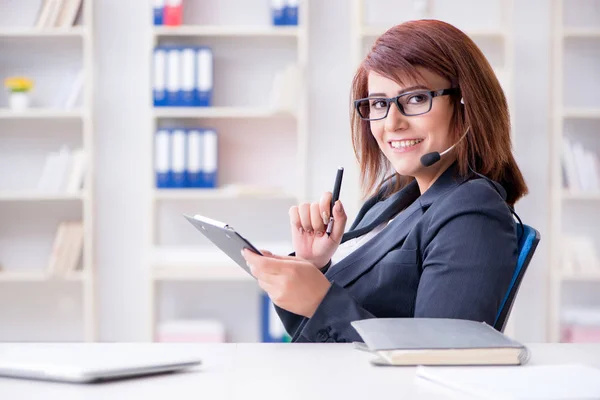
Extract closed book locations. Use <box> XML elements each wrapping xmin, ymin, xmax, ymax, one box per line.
<box><xmin>195</xmin><ymin>47</ymin><xmax>213</xmax><ymax>107</ymax></box>
<box><xmin>202</xmin><ymin>129</ymin><xmax>218</xmax><ymax>188</ymax></box>
<box><xmin>351</xmin><ymin>318</ymin><xmax>529</xmax><ymax>366</ymax></box>
<box><xmin>186</xmin><ymin>129</ymin><xmax>203</xmax><ymax>188</ymax></box>
<box><xmin>170</xmin><ymin>128</ymin><xmax>187</xmax><ymax>188</ymax></box>
<box><xmin>166</xmin><ymin>47</ymin><xmax>181</xmax><ymax>106</ymax></box>
<box><xmin>153</xmin><ymin>47</ymin><xmax>167</xmax><ymax>107</ymax></box>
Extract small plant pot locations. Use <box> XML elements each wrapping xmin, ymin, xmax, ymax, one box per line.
<box><xmin>9</xmin><ymin>91</ymin><xmax>30</xmax><ymax>111</ymax></box>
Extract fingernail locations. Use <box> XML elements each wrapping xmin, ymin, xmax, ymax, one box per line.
<box><xmin>335</xmin><ymin>201</ymin><xmax>343</xmax><ymax>213</ymax></box>
<box><xmin>240</xmin><ymin>249</ymin><xmax>245</xmax><ymax>256</ymax></box>
<box><xmin>322</xmin><ymin>211</ymin><xmax>328</xmax><ymax>225</ymax></box>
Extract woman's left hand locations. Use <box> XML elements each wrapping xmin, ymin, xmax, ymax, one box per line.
<box><xmin>241</xmin><ymin>249</ymin><xmax>332</xmax><ymax>318</ymax></box>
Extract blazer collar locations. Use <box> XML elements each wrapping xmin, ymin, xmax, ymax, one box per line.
<box><xmin>417</xmin><ymin>161</ymin><xmax>470</xmax><ymax>208</ymax></box>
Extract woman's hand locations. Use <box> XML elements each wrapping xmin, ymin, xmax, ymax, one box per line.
<box><xmin>241</xmin><ymin>249</ymin><xmax>332</xmax><ymax>318</ymax></box>
<box><xmin>289</xmin><ymin>192</ymin><xmax>347</xmax><ymax>268</ymax></box>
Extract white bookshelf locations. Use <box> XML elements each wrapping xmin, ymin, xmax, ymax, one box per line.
<box><xmin>548</xmin><ymin>0</ymin><xmax>600</xmax><ymax>343</ymax></box>
<box><xmin>350</xmin><ymin>0</ymin><xmax>518</xmax><ymax>336</ymax></box>
<box><xmin>148</xmin><ymin>1</ymin><xmax>310</xmax><ymax>342</ymax></box>
<box><xmin>0</xmin><ymin>0</ymin><xmax>96</xmax><ymax>342</ymax></box>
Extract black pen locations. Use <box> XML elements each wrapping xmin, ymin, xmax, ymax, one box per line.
<box><xmin>326</xmin><ymin>167</ymin><xmax>344</xmax><ymax>237</ymax></box>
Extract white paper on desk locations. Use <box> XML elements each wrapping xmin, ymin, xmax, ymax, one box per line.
<box><xmin>415</xmin><ymin>364</ymin><xmax>600</xmax><ymax>399</ymax></box>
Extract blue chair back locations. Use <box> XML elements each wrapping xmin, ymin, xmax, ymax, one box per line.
<box><xmin>493</xmin><ymin>224</ymin><xmax>541</xmax><ymax>332</ymax></box>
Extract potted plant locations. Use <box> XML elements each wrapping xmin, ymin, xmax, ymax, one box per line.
<box><xmin>4</xmin><ymin>76</ymin><xmax>34</xmax><ymax>111</ymax></box>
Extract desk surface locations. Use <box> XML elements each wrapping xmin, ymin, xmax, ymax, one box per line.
<box><xmin>0</xmin><ymin>343</ymin><xmax>599</xmax><ymax>400</ymax></box>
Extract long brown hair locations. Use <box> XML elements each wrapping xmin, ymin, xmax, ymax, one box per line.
<box><xmin>351</xmin><ymin>19</ymin><xmax>527</xmax><ymax>206</ymax></box>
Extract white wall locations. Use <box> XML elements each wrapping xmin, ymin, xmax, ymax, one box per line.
<box><xmin>93</xmin><ymin>0</ymin><xmax>552</xmax><ymax>342</ymax></box>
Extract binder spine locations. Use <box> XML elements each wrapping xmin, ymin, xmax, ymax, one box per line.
<box><xmin>170</xmin><ymin>128</ymin><xmax>187</xmax><ymax>188</ymax></box>
<box><xmin>285</xmin><ymin>0</ymin><xmax>299</xmax><ymax>26</ymax></box>
<box><xmin>202</xmin><ymin>128</ymin><xmax>218</xmax><ymax>188</ymax></box>
<box><xmin>155</xmin><ymin>129</ymin><xmax>170</xmax><ymax>188</ymax></box>
<box><xmin>180</xmin><ymin>47</ymin><xmax>196</xmax><ymax>107</ymax></box>
<box><xmin>186</xmin><ymin>129</ymin><xmax>204</xmax><ymax>188</ymax></box>
<box><xmin>153</xmin><ymin>0</ymin><xmax>165</xmax><ymax>25</ymax></box>
<box><xmin>271</xmin><ymin>0</ymin><xmax>287</xmax><ymax>26</ymax></box>
<box><xmin>164</xmin><ymin>0</ymin><xmax>183</xmax><ymax>26</ymax></box>
<box><xmin>195</xmin><ymin>47</ymin><xmax>213</xmax><ymax>107</ymax></box>
<box><xmin>153</xmin><ymin>47</ymin><xmax>167</xmax><ymax>107</ymax></box>
<box><xmin>166</xmin><ymin>47</ymin><xmax>181</xmax><ymax>107</ymax></box>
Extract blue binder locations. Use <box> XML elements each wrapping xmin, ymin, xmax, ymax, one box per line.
<box><xmin>201</xmin><ymin>128</ymin><xmax>218</xmax><ymax>188</ymax></box>
<box><xmin>153</xmin><ymin>0</ymin><xmax>165</xmax><ymax>25</ymax></box>
<box><xmin>155</xmin><ymin>129</ymin><xmax>170</xmax><ymax>188</ymax></box>
<box><xmin>153</xmin><ymin>47</ymin><xmax>167</xmax><ymax>107</ymax></box>
<box><xmin>166</xmin><ymin>46</ymin><xmax>181</xmax><ymax>107</ymax></box>
<box><xmin>170</xmin><ymin>128</ymin><xmax>187</xmax><ymax>187</ymax></box>
<box><xmin>261</xmin><ymin>293</ymin><xmax>291</xmax><ymax>342</ymax></box>
<box><xmin>285</xmin><ymin>0</ymin><xmax>299</xmax><ymax>26</ymax></box>
<box><xmin>186</xmin><ymin>128</ymin><xmax>203</xmax><ymax>188</ymax></box>
<box><xmin>271</xmin><ymin>0</ymin><xmax>287</xmax><ymax>26</ymax></box>
<box><xmin>180</xmin><ymin>47</ymin><xmax>196</xmax><ymax>107</ymax></box>
<box><xmin>195</xmin><ymin>47</ymin><xmax>213</xmax><ymax>107</ymax></box>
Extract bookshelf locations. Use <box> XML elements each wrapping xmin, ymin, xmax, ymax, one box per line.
<box><xmin>148</xmin><ymin>1</ymin><xmax>309</xmax><ymax>342</ymax></box>
<box><xmin>548</xmin><ymin>0</ymin><xmax>600</xmax><ymax>343</ymax></box>
<box><xmin>0</xmin><ymin>0</ymin><xmax>96</xmax><ymax>342</ymax></box>
<box><xmin>350</xmin><ymin>0</ymin><xmax>518</xmax><ymax>336</ymax></box>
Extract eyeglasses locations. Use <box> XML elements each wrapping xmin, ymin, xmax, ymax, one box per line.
<box><xmin>354</xmin><ymin>88</ymin><xmax>460</xmax><ymax>121</ymax></box>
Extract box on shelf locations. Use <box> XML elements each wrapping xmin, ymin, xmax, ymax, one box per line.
<box><xmin>561</xmin><ymin>308</ymin><xmax>600</xmax><ymax>343</ymax></box>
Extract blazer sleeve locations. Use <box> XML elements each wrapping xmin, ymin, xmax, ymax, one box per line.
<box><xmin>414</xmin><ymin>180</ymin><xmax>518</xmax><ymax>326</ymax></box>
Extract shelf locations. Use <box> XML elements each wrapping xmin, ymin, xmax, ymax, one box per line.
<box><xmin>0</xmin><ymin>27</ymin><xmax>87</xmax><ymax>38</ymax></box>
<box><xmin>0</xmin><ymin>109</ymin><xmax>84</xmax><ymax>120</ymax></box>
<box><xmin>563</xmin><ymin>191</ymin><xmax>600</xmax><ymax>201</ymax></box>
<box><xmin>152</xmin><ymin>266</ymin><xmax>253</xmax><ymax>282</ymax></box>
<box><xmin>560</xmin><ymin>271</ymin><xmax>600</xmax><ymax>282</ymax></box>
<box><xmin>154</xmin><ymin>186</ymin><xmax>297</xmax><ymax>201</ymax></box>
<box><xmin>0</xmin><ymin>192</ymin><xmax>85</xmax><ymax>202</ymax></box>
<box><xmin>153</xmin><ymin>107</ymin><xmax>295</xmax><ymax>119</ymax></box>
<box><xmin>0</xmin><ymin>270</ymin><xmax>86</xmax><ymax>282</ymax></box>
<box><xmin>154</xmin><ymin>25</ymin><xmax>301</xmax><ymax>38</ymax></box>
<box><xmin>563</xmin><ymin>28</ymin><xmax>600</xmax><ymax>38</ymax></box>
<box><xmin>360</xmin><ymin>26</ymin><xmax>506</xmax><ymax>38</ymax></box>
<box><xmin>563</xmin><ymin>108</ymin><xmax>600</xmax><ymax>119</ymax></box>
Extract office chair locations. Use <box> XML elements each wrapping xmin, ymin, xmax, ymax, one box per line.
<box><xmin>493</xmin><ymin>224</ymin><xmax>541</xmax><ymax>332</ymax></box>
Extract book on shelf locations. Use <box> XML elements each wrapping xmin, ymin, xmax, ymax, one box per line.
<box><xmin>562</xmin><ymin>137</ymin><xmax>600</xmax><ymax>193</ymax></box>
<box><xmin>53</xmin><ymin>68</ymin><xmax>84</xmax><ymax>110</ymax></box>
<box><xmin>37</xmin><ymin>146</ymin><xmax>87</xmax><ymax>194</ymax></box>
<box><xmin>271</xmin><ymin>0</ymin><xmax>299</xmax><ymax>26</ymax></box>
<box><xmin>351</xmin><ymin>318</ymin><xmax>529</xmax><ymax>366</ymax></box>
<box><xmin>46</xmin><ymin>221</ymin><xmax>84</xmax><ymax>278</ymax></box>
<box><xmin>561</xmin><ymin>235</ymin><xmax>600</xmax><ymax>275</ymax></box>
<box><xmin>35</xmin><ymin>0</ymin><xmax>83</xmax><ymax>29</ymax></box>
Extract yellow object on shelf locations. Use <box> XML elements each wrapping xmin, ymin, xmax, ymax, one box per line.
<box><xmin>4</xmin><ymin>76</ymin><xmax>34</xmax><ymax>92</ymax></box>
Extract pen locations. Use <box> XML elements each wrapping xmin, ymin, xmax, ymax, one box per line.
<box><xmin>326</xmin><ymin>167</ymin><xmax>344</xmax><ymax>237</ymax></box>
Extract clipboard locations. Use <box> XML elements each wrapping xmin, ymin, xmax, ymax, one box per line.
<box><xmin>183</xmin><ymin>214</ymin><xmax>263</xmax><ymax>277</ymax></box>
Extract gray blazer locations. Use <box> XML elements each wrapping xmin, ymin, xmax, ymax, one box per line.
<box><xmin>275</xmin><ymin>162</ymin><xmax>518</xmax><ymax>343</ymax></box>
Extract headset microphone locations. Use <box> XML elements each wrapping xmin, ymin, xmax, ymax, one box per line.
<box><xmin>420</xmin><ymin>126</ymin><xmax>470</xmax><ymax>167</ymax></box>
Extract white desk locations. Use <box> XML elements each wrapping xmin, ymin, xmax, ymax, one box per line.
<box><xmin>0</xmin><ymin>343</ymin><xmax>599</xmax><ymax>400</ymax></box>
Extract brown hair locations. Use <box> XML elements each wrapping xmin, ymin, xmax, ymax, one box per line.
<box><xmin>351</xmin><ymin>19</ymin><xmax>527</xmax><ymax>206</ymax></box>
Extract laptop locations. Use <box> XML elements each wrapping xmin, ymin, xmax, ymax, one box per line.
<box><xmin>0</xmin><ymin>344</ymin><xmax>202</xmax><ymax>383</ymax></box>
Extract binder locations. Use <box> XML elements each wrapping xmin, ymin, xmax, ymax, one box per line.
<box><xmin>153</xmin><ymin>47</ymin><xmax>167</xmax><ymax>107</ymax></box>
<box><xmin>155</xmin><ymin>129</ymin><xmax>170</xmax><ymax>188</ymax></box>
<box><xmin>271</xmin><ymin>0</ymin><xmax>287</xmax><ymax>26</ymax></box>
<box><xmin>170</xmin><ymin>128</ymin><xmax>187</xmax><ymax>188</ymax></box>
<box><xmin>186</xmin><ymin>129</ymin><xmax>204</xmax><ymax>188</ymax></box>
<box><xmin>285</xmin><ymin>0</ymin><xmax>299</xmax><ymax>26</ymax></box>
<box><xmin>195</xmin><ymin>47</ymin><xmax>213</xmax><ymax>107</ymax></box>
<box><xmin>166</xmin><ymin>47</ymin><xmax>181</xmax><ymax>106</ymax></box>
<box><xmin>261</xmin><ymin>293</ymin><xmax>291</xmax><ymax>342</ymax></box>
<box><xmin>153</xmin><ymin>0</ymin><xmax>165</xmax><ymax>25</ymax></box>
<box><xmin>202</xmin><ymin>128</ymin><xmax>218</xmax><ymax>188</ymax></box>
<box><xmin>164</xmin><ymin>0</ymin><xmax>183</xmax><ymax>26</ymax></box>
<box><xmin>180</xmin><ymin>47</ymin><xmax>196</xmax><ymax>107</ymax></box>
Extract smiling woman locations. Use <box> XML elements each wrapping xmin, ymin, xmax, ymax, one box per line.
<box><xmin>242</xmin><ymin>19</ymin><xmax>531</xmax><ymax>344</ymax></box>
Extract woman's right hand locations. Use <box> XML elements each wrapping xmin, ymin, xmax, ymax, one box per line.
<box><xmin>289</xmin><ymin>192</ymin><xmax>347</xmax><ymax>269</ymax></box>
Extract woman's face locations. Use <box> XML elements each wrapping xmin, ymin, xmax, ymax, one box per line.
<box><xmin>367</xmin><ymin>68</ymin><xmax>457</xmax><ymax>189</ymax></box>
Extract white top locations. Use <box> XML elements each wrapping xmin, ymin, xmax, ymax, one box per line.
<box><xmin>0</xmin><ymin>343</ymin><xmax>598</xmax><ymax>399</ymax></box>
<box><xmin>330</xmin><ymin>219</ymin><xmax>393</xmax><ymax>266</ymax></box>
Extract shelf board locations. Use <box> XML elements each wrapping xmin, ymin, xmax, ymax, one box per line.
<box><xmin>360</xmin><ymin>26</ymin><xmax>506</xmax><ymax>38</ymax></box>
<box><xmin>0</xmin><ymin>192</ymin><xmax>84</xmax><ymax>202</ymax></box>
<box><xmin>0</xmin><ymin>270</ymin><xmax>85</xmax><ymax>282</ymax></box>
<box><xmin>563</xmin><ymin>28</ymin><xmax>600</xmax><ymax>38</ymax></box>
<box><xmin>0</xmin><ymin>109</ymin><xmax>84</xmax><ymax>120</ymax></box>
<box><xmin>563</xmin><ymin>191</ymin><xmax>600</xmax><ymax>201</ymax></box>
<box><xmin>560</xmin><ymin>272</ymin><xmax>600</xmax><ymax>282</ymax></box>
<box><xmin>153</xmin><ymin>107</ymin><xmax>295</xmax><ymax>119</ymax></box>
<box><xmin>152</xmin><ymin>266</ymin><xmax>253</xmax><ymax>282</ymax></box>
<box><xmin>154</xmin><ymin>25</ymin><xmax>301</xmax><ymax>38</ymax></box>
<box><xmin>0</xmin><ymin>27</ymin><xmax>86</xmax><ymax>38</ymax></box>
<box><xmin>563</xmin><ymin>108</ymin><xmax>600</xmax><ymax>119</ymax></box>
<box><xmin>154</xmin><ymin>187</ymin><xmax>297</xmax><ymax>201</ymax></box>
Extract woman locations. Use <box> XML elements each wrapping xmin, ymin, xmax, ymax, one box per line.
<box><xmin>242</xmin><ymin>19</ymin><xmax>528</xmax><ymax>343</ymax></box>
